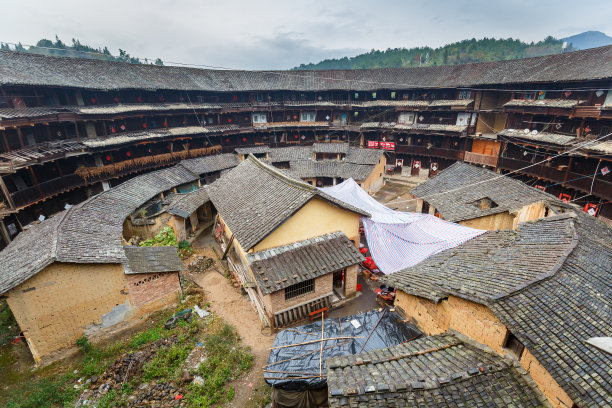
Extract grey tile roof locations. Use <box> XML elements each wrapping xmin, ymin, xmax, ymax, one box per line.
<box><xmin>490</xmin><ymin>213</ymin><xmax>612</xmax><ymax>408</ymax></box>
<box><xmin>410</xmin><ymin>162</ymin><xmax>570</xmax><ymax>222</ymax></box>
<box><xmin>498</xmin><ymin>128</ymin><xmax>577</xmax><ymax>146</ymax></box>
<box><xmin>123</xmin><ymin>246</ymin><xmax>185</xmax><ymax>274</ymax></box>
<box><xmin>164</xmin><ymin>187</ymin><xmax>210</xmax><ymax>218</ymax></box>
<box><xmin>179</xmin><ymin>153</ymin><xmax>241</xmax><ymax>175</ymax></box>
<box><xmin>384</xmin><ymin>213</ymin><xmax>612</xmax><ymax>408</ymax></box>
<box><xmin>82</xmin><ymin>126</ymin><xmax>221</xmax><ymax>148</ymax></box>
<box><xmin>234</xmin><ymin>146</ymin><xmax>271</xmax><ymax>155</ymax></box>
<box><xmin>267</xmin><ymin>146</ymin><xmax>313</xmax><ymax>162</ymax></box>
<box><xmin>0</xmin><ymin>159</ymin><xmax>229</xmax><ymax>293</ymax></box>
<box><xmin>206</xmin><ymin>155</ymin><xmax>368</xmax><ymax>251</ymax></box>
<box><xmin>383</xmin><ymin>215</ymin><xmax>578</xmax><ymax>303</ymax></box>
<box><xmin>503</xmin><ymin>98</ymin><xmax>585</xmax><ymax>108</ymax></box>
<box><xmin>3</xmin><ymin>45</ymin><xmax>612</xmax><ymax>91</ymax></box>
<box><xmin>288</xmin><ymin>160</ymin><xmax>375</xmax><ymax>181</ymax></box>
<box><xmin>247</xmin><ymin>231</ymin><xmax>364</xmax><ymax>295</ymax></box>
<box><xmin>345</xmin><ymin>147</ymin><xmax>384</xmax><ymax>165</ymax></box>
<box><xmin>361</xmin><ymin>122</ymin><xmax>468</xmax><ymax>133</ymax></box>
<box><xmin>428</xmin><ymin>99</ymin><xmax>475</xmax><ymax>107</ymax></box>
<box><xmin>327</xmin><ymin>333</ymin><xmax>549</xmax><ymax>408</ymax></box>
<box><xmin>312</xmin><ymin>142</ymin><xmax>350</xmax><ymax>154</ymax></box>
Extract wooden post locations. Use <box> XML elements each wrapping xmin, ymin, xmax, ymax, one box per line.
<box><xmin>1</xmin><ymin>129</ymin><xmax>10</xmax><ymax>152</ymax></box>
<box><xmin>319</xmin><ymin>313</ymin><xmax>324</xmax><ymax>377</ymax></box>
<box><xmin>0</xmin><ymin>175</ymin><xmax>16</xmax><ymax>210</ymax></box>
<box><xmin>16</xmin><ymin>128</ymin><xmax>25</xmax><ymax>148</ymax></box>
<box><xmin>74</xmin><ymin>122</ymin><xmax>80</xmax><ymax>140</ymax></box>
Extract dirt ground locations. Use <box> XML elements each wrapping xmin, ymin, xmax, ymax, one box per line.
<box><xmin>186</xmin><ymin>237</ymin><xmax>274</xmax><ymax>408</ymax></box>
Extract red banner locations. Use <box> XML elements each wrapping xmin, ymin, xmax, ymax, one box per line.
<box><xmin>380</xmin><ymin>141</ymin><xmax>395</xmax><ymax>150</ymax></box>
<box><xmin>367</xmin><ymin>140</ymin><xmax>379</xmax><ymax>148</ymax></box>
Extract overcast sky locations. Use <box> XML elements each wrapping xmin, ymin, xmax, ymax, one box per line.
<box><xmin>1</xmin><ymin>0</ymin><xmax>611</xmax><ymax>70</ymax></box>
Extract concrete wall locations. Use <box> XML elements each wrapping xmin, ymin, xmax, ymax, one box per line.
<box><xmin>253</xmin><ymin>197</ymin><xmax>361</xmax><ymax>252</ymax></box>
<box><xmin>394</xmin><ymin>291</ymin><xmax>574</xmax><ymax>408</ymax></box>
<box><xmin>458</xmin><ymin>212</ymin><xmax>515</xmax><ymax>230</ymax></box>
<box><xmin>6</xmin><ymin>263</ymin><xmax>128</xmax><ymax>362</ymax></box>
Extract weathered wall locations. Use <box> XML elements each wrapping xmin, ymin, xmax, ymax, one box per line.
<box><xmin>394</xmin><ymin>290</ymin><xmax>574</xmax><ymax>407</ymax></box>
<box><xmin>266</xmin><ymin>273</ymin><xmax>333</xmax><ymax>313</ymax></box>
<box><xmin>519</xmin><ymin>348</ymin><xmax>574</xmax><ymax>408</ymax></box>
<box><xmin>471</xmin><ymin>139</ymin><xmax>501</xmax><ymax>156</ymax></box>
<box><xmin>361</xmin><ymin>154</ymin><xmax>386</xmax><ymax>193</ymax></box>
<box><xmin>513</xmin><ymin>201</ymin><xmax>547</xmax><ymax>228</ymax></box>
<box><xmin>123</xmin><ymin>214</ymin><xmax>169</xmax><ymax>241</ymax></box>
<box><xmin>125</xmin><ymin>272</ymin><xmax>181</xmax><ymax>308</ymax></box>
<box><xmin>458</xmin><ymin>211</ymin><xmax>515</xmax><ymax>230</ymax></box>
<box><xmin>344</xmin><ymin>265</ymin><xmax>359</xmax><ymax>297</ymax></box>
<box><xmin>253</xmin><ymin>197</ymin><xmax>360</xmax><ymax>252</ymax></box>
<box><xmin>6</xmin><ymin>263</ymin><xmax>128</xmax><ymax>362</ymax></box>
<box><xmin>394</xmin><ymin>291</ymin><xmax>450</xmax><ymax>335</ymax></box>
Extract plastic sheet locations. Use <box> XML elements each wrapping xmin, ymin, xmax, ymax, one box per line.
<box><xmin>265</xmin><ymin>309</ymin><xmax>420</xmax><ymax>390</ymax></box>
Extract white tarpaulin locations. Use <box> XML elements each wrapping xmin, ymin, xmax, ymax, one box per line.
<box><xmin>320</xmin><ymin>179</ymin><xmax>484</xmax><ymax>274</ymax></box>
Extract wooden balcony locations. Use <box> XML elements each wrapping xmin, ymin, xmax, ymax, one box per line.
<box><xmin>498</xmin><ymin>157</ymin><xmax>612</xmax><ymax>200</ymax></box>
<box><xmin>464</xmin><ymin>151</ymin><xmax>498</xmax><ymax>167</ymax></box>
<box><xmin>10</xmin><ymin>173</ymin><xmax>87</xmax><ymax>208</ymax></box>
<box><xmin>395</xmin><ymin>145</ymin><xmax>465</xmax><ymax>161</ymax></box>
<box><xmin>572</xmin><ymin>106</ymin><xmax>601</xmax><ymax>118</ymax></box>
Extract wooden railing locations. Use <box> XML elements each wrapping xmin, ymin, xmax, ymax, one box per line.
<box><xmin>464</xmin><ymin>151</ymin><xmax>499</xmax><ymax>167</ymax></box>
<box><xmin>395</xmin><ymin>145</ymin><xmax>465</xmax><ymax>161</ymax></box>
<box><xmin>498</xmin><ymin>157</ymin><xmax>612</xmax><ymax>200</ymax></box>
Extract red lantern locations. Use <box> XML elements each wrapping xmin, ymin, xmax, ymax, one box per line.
<box><xmin>158</xmin><ymin>96</ymin><xmax>164</xmax><ymax>102</ymax></box>
<box><xmin>105</xmin><ymin>155</ymin><xmax>111</xmax><ymax>161</ymax></box>
<box><xmin>166</xmin><ymin>145</ymin><xmax>171</xmax><ymax>150</ymax></box>
<box><xmin>163</xmin><ymin>120</ymin><xmax>167</xmax><ymax>127</ymax></box>
<box><xmin>126</xmin><ymin>151</ymin><xmax>131</xmax><ymax>157</ymax></box>
<box><xmin>293</xmin><ymin>115</ymin><xmax>297</xmax><ymax>120</ymax></box>
<box><xmin>114</xmin><ymin>97</ymin><xmax>120</xmax><ymax>103</ymax></box>
<box><xmin>242</xmin><ymin>137</ymin><xmax>247</xmax><ymax>142</ymax></box>
<box><xmin>137</xmin><ymin>96</ymin><xmax>143</xmax><ymax>102</ymax></box>
<box><xmin>142</xmin><ymin>123</ymin><xmax>147</xmax><ymax>129</ymax></box>
<box><xmin>90</xmin><ymin>98</ymin><xmax>96</xmax><ymax>104</ymax></box>
<box><xmin>225</xmin><ymin>138</ymin><xmax>230</xmax><ymax>142</ymax></box>
<box><xmin>111</xmin><ymin>127</ymin><xmax>116</xmax><ymax>134</ymax></box>
<box><xmin>294</xmin><ymin>134</ymin><xmax>299</xmax><ymax>139</ymax></box>
<box><xmin>228</xmin><ymin>118</ymin><xmax>232</xmax><ymax>123</ymax></box>
<box><xmin>233</xmin><ymin>95</ymin><xmax>238</xmax><ymax>101</ymax></box>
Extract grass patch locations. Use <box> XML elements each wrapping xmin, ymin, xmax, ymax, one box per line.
<box><xmin>183</xmin><ymin>320</ymin><xmax>254</xmax><ymax>407</ymax></box>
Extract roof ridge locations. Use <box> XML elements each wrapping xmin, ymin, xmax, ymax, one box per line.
<box><xmin>250</xmin><ymin>231</ymin><xmax>343</xmax><ymax>256</ymax></box>
<box><xmin>247</xmin><ymin>154</ymin><xmax>316</xmax><ymax>192</ymax></box>
<box><xmin>490</xmin><ymin>216</ymin><xmax>579</xmax><ymax>303</ymax></box>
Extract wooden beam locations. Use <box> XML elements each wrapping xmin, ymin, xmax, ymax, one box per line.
<box><xmin>221</xmin><ymin>234</ymin><xmax>235</xmax><ymax>260</ymax></box>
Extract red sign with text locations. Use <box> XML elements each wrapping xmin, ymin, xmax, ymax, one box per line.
<box><xmin>380</xmin><ymin>141</ymin><xmax>395</xmax><ymax>150</ymax></box>
<box><xmin>367</xmin><ymin>141</ymin><xmax>379</xmax><ymax>148</ymax></box>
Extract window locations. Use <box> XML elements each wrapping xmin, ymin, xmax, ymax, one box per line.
<box><xmin>256</xmin><ymin>93</ymin><xmax>264</xmax><ymax>102</ymax></box>
<box><xmin>458</xmin><ymin>89</ymin><xmax>472</xmax><ymax>99</ymax></box>
<box><xmin>354</xmin><ymin>92</ymin><xmax>359</xmax><ymax>99</ymax></box>
<box><xmin>372</xmin><ymin>92</ymin><xmax>377</xmax><ymax>99</ymax></box>
<box><xmin>252</xmin><ymin>112</ymin><xmax>267</xmax><ymax>124</ymax></box>
<box><xmin>398</xmin><ymin>112</ymin><xmax>416</xmax><ymax>125</ymax></box>
<box><xmin>285</xmin><ymin>279</ymin><xmax>314</xmax><ymax>300</ymax></box>
<box><xmin>503</xmin><ymin>332</ymin><xmax>525</xmax><ymax>358</ymax></box>
<box><xmin>390</xmin><ymin>91</ymin><xmax>396</xmax><ymax>99</ymax></box>
<box><xmin>301</xmin><ymin>112</ymin><xmax>316</xmax><ymax>122</ymax></box>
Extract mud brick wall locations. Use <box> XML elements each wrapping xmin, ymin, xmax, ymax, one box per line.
<box><xmin>6</xmin><ymin>263</ymin><xmax>127</xmax><ymax>362</ymax></box>
<box><xmin>126</xmin><ymin>272</ymin><xmax>181</xmax><ymax>308</ymax></box>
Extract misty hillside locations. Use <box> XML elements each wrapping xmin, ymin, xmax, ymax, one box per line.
<box><xmin>294</xmin><ymin>36</ymin><xmax>574</xmax><ymax>70</ymax></box>
<box><xmin>561</xmin><ymin>31</ymin><xmax>612</xmax><ymax>50</ymax></box>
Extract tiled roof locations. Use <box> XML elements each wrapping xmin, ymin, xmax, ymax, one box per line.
<box><xmin>384</xmin><ymin>213</ymin><xmax>612</xmax><ymax>408</ymax></box>
<box><xmin>327</xmin><ymin>333</ymin><xmax>548</xmax><ymax>408</ymax></box>
<box><xmin>312</xmin><ymin>142</ymin><xmax>350</xmax><ymax>154</ymax></box>
<box><xmin>429</xmin><ymin>99</ymin><xmax>474</xmax><ymax>107</ymax></box>
<box><xmin>503</xmin><ymin>98</ymin><xmax>584</xmax><ymax>108</ymax></box>
<box><xmin>234</xmin><ymin>146</ymin><xmax>271</xmax><ymax>155</ymax></box>
<box><xmin>490</xmin><ymin>213</ymin><xmax>612</xmax><ymax>408</ymax></box>
<box><xmin>267</xmin><ymin>146</ymin><xmax>313</xmax><ymax>162</ymax></box>
<box><xmin>345</xmin><ymin>147</ymin><xmax>384</xmax><ymax>165</ymax></box>
<box><xmin>383</xmin><ymin>215</ymin><xmax>577</xmax><ymax>303</ymax></box>
<box><xmin>0</xmin><ymin>161</ymin><xmax>216</xmax><ymax>293</ymax></box>
<box><xmin>164</xmin><ymin>187</ymin><xmax>210</xmax><ymax>218</ymax></box>
<box><xmin>123</xmin><ymin>246</ymin><xmax>185</xmax><ymax>274</ymax></box>
<box><xmin>410</xmin><ymin>162</ymin><xmax>570</xmax><ymax>222</ymax></box>
<box><xmin>361</xmin><ymin>122</ymin><xmax>468</xmax><ymax>133</ymax></box>
<box><xmin>207</xmin><ymin>155</ymin><xmax>368</xmax><ymax>251</ymax></box>
<box><xmin>179</xmin><ymin>153</ymin><xmax>241</xmax><ymax>175</ymax></box>
<box><xmin>288</xmin><ymin>160</ymin><xmax>375</xmax><ymax>181</ymax></box>
<box><xmin>498</xmin><ymin>128</ymin><xmax>577</xmax><ymax>146</ymax></box>
<box><xmin>3</xmin><ymin>45</ymin><xmax>612</xmax><ymax>91</ymax></box>
<box><xmin>247</xmin><ymin>231</ymin><xmax>364</xmax><ymax>295</ymax></box>
<box><xmin>82</xmin><ymin>126</ymin><xmax>222</xmax><ymax>148</ymax></box>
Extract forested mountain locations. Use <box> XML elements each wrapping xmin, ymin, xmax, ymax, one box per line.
<box><xmin>0</xmin><ymin>36</ymin><xmax>163</xmax><ymax>65</ymax></box>
<box><xmin>295</xmin><ymin>36</ymin><xmax>575</xmax><ymax>70</ymax></box>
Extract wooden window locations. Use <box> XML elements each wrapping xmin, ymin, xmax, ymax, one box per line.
<box><xmin>301</xmin><ymin>112</ymin><xmax>316</xmax><ymax>122</ymax></box>
<box><xmin>256</xmin><ymin>93</ymin><xmax>264</xmax><ymax>102</ymax></box>
<box><xmin>503</xmin><ymin>332</ymin><xmax>525</xmax><ymax>358</ymax></box>
<box><xmin>458</xmin><ymin>90</ymin><xmax>472</xmax><ymax>99</ymax></box>
<box><xmin>285</xmin><ymin>279</ymin><xmax>314</xmax><ymax>300</ymax></box>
